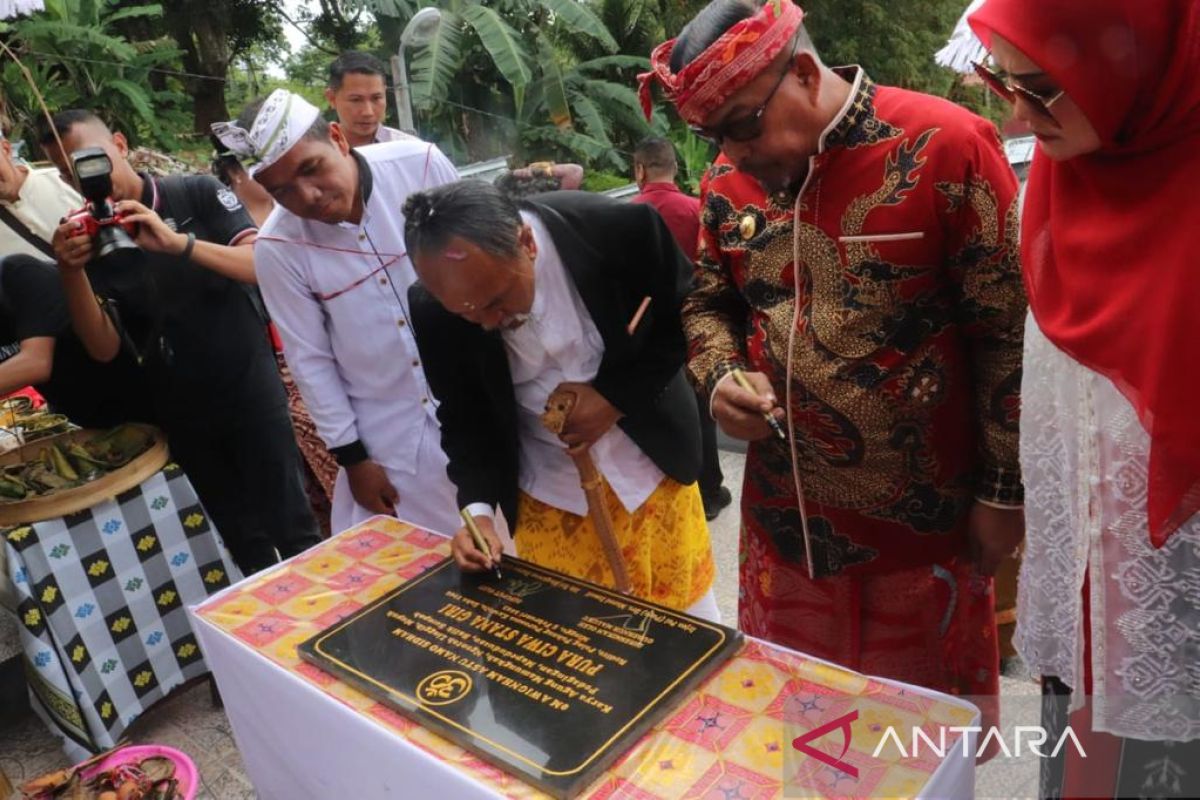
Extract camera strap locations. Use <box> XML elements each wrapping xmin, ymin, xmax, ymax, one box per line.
<box><xmin>97</xmin><ymin>295</ymin><xmax>147</xmax><ymax>366</ymax></box>
<box><xmin>140</xmin><ymin>174</ymin><xmax>194</xmax><ymax>367</ymax></box>
<box><xmin>0</xmin><ymin>204</ymin><xmax>55</xmax><ymax>260</ymax></box>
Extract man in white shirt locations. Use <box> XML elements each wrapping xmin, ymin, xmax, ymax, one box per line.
<box><xmin>326</xmin><ymin>51</ymin><xmax>417</xmax><ymax>148</ymax></box>
<box><xmin>214</xmin><ymin>90</ymin><xmax>460</xmax><ymax>536</ymax></box>
<box><xmin>0</xmin><ymin>129</ymin><xmax>80</xmax><ymax>258</ymax></box>
<box><xmin>405</xmin><ymin>181</ymin><xmax>719</xmax><ymax>620</ymax></box>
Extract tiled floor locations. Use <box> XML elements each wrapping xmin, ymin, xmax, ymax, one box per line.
<box><xmin>1</xmin><ymin>448</ymin><xmax>1043</xmax><ymax>798</ymax></box>
<box><xmin>0</xmin><ymin>679</ymin><xmax>254</xmax><ymax>799</ymax></box>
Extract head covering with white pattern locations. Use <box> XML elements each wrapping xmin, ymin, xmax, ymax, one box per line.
<box><xmin>211</xmin><ymin>89</ymin><xmax>321</xmax><ymax>177</ymax></box>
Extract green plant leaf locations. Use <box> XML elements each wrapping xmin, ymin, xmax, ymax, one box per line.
<box><xmin>461</xmin><ymin>5</ymin><xmax>533</xmax><ymax>94</ymax></box>
<box><xmin>535</xmin><ymin>33</ymin><xmax>571</xmax><ymax>129</ymax></box>
<box><xmin>536</xmin><ymin>125</ymin><xmax>609</xmax><ymax>160</ymax></box>
<box><xmin>409</xmin><ymin>9</ymin><xmax>464</xmax><ymax>109</ymax></box>
<box><xmin>568</xmin><ymin>94</ymin><xmax>609</xmax><ymax>143</ymax></box>
<box><xmin>102</xmin><ymin>4</ymin><xmax>164</xmax><ymax>23</ymax></box>
<box><xmin>106</xmin><ymin>78</ymin><xmax>157</xmax><ymax>123</ymax></box>
<box><xmin>574</xmin><ymin>54</ymin><xmax>650</xmax><ymax>73</ymax></box>
<box><xmin>533</xmin><ymin>0</ymin><xmax>618</xmax><ymax>53</ymax></box>
<box><xmin>575</xmin><ymin>77</ymin><xmax>650</xmax><ymax>132</ymax></box>
<box><xmin>14</xmin><ymin>21</ymin><xmax>138</xmax><ymax>61</ymax></box>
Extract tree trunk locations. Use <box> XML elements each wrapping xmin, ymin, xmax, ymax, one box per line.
<box><xmin>192</xmin><ymin>79</ymin><xmax>231</xmax><ymax>134</ymax></box>
<box><xmin>165</xmin><ymin>0</ymin><xmax>233</xmax><ymax>132</ymax></box>
<box><xmin>377</xmin><ymin>16</ymin><xmax>404</xmax><ymax>129</ymax></box>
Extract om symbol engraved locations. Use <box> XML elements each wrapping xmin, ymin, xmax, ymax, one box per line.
<box><xmin>416</xmin><ymin>670</ymin><xmax>473</xmax><ymax>706</ymax></box>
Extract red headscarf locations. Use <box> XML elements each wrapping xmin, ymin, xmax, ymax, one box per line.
<box><xmin>970</xmin><ymin>0</ymin><xmax>1200</xmax><ymax>547</ymax></box>
<box><xmin>638</xmin><ymin>0</ymin><xmax>804</xmax><ymax>123</ymax></box>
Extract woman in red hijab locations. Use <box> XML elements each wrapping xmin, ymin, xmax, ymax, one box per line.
<box><xmin>969</xmin><ymin>0</ymin><xmax>1200</xmax><ymax>796</ymax></box>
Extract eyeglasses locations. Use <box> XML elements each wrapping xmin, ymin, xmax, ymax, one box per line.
<box><xmin>689</xmin><ymin>31</ymin><xmax>801</xmax><ymax>146</ymax></box>
<box><xmin>972</xmin><ymin>58</ymin><xmax>1065</xmax><ymax>120</ymax></box>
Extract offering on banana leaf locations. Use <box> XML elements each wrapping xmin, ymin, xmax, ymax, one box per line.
<box><xmin>14</xmin><ymin>412</ymin><xmax>71</xmax><ymax>442</ymax></box>
<box><xmin>0</xmin><ymin>425</ymin><xmax>156</xmax><ymax>503</ymax></box>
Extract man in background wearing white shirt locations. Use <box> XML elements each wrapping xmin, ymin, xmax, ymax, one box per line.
<box><xmin>405</xmin><ymin>180</ymin><xmax>719</xmax><ymax>621</ymax></box>
<box><xmin>215</xmin><ymin>90</ymin><xmax>461</xmax><ymax>536</ymax></box>
<box><xmin>326</xmin><ymin>51</ymin><xmax>417</xmax><ymax>147</ymax></box>
<box><xmin>0</xmin><ymin>129</ymin><xmax>80</xmax><ymax>259</ymax></box>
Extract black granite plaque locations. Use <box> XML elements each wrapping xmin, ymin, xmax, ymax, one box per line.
<box><xmin>298</xmin><ymin>556</ymin><xmax>742</xmax><ymax>798</ymax></box>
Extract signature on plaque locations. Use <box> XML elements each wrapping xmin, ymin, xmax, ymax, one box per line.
<box><xmin>505</xmin><ymin>578</ymin><xmax>545</xmax><ymax>599</ymax></box>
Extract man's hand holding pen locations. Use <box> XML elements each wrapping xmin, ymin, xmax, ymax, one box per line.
<box><xmin>453</xmin><ymin>511</ymin><xmax>504</xmax><ymax>579</ymax></box>
<box><xmin>712</xmin><ymin>369</ymin><xmax>787</xmax><ymax>442</ymax></box>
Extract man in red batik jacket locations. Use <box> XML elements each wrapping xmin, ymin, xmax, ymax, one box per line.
<box><xmin>640</xmin><ymin>0</ymin><xmax>1027</xmax><ymax>721</ymax></box>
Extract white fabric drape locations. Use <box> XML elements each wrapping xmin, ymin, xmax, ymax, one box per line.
<box><xmin>1017</xmin><ymin>311</ymin><xmax>1200</xmax><ymax>741</ymax></box>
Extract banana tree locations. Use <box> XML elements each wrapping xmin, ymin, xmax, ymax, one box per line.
<box><xmin>519</xmin><ymin>48</ymin><xmax>665</xmax><ymax>171</ymax></box>
<box><xmin>403</xmin><ymin>0</ymin><xmax>618</xmax><ymax>115</ymax></box>
<box><xmin>363</xmin><ymin>0</ymin><xmax>659</xmax><ymax>164</ymax></box>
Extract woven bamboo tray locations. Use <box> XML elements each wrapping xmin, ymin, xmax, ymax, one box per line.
<box><xmin>0</xmin><ymin>424</ymin><xmax>169</xmax><ymax>526</ymax></box>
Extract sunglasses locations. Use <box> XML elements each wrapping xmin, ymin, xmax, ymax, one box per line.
<box><xmin>689</xmin><ymin>31</ymin><xmax>801</xmax><ymax>146</ymax></box>
<box><xmin>972</xmin><ymin>59</ymin><xmax>1065</xmax><ymax>119</ymax></box>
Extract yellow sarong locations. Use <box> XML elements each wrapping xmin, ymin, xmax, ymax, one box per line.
<box><xmin>514</xmin><ymin>477</ymin><xmax>714</xmax><ymax>610</ymax></box>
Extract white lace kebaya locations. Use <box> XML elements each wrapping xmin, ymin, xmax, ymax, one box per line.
<box><xmin>1017</xmin><ymin>311</ymin><xmax>1200</xmax><ymax>741</ymax></box>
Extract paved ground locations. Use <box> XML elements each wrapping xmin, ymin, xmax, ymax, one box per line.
<box><xmin>1</xmin><ymin>447</ymin><xmax>1043</xmax><ymax>798</ymax></box>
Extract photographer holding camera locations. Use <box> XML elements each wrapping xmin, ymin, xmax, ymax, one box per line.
<box><xmin>44</xmin><ymin>109</ymin><xmax>320</xmax><ymax>574</ymax></box>
<box><xmin>0</xmin><ymin>128</ymin><xmax>153</xmax><ymax>427</ymax></box>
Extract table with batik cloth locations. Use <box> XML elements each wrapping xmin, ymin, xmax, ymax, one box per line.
<box><xmin>191</xmin><ymin>516</ymin><xmax>980</xmax><ymax>799</ymax></box>
<box><xmin>3</xmin><ymin>462</ymin><xmax>240</xmax><ymax>760</ymax></box>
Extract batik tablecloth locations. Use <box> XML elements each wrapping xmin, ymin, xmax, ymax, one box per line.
<box><xmin>4</xmin><ymin>462</ymin><xmax>240</xmax><ymax>758</ymax></box>
<box><xmin>193</xmin><ymin>517</ymin><xmax>979</xmax><ymax>799</ymax></box>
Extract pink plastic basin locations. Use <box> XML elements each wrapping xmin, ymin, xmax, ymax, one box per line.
<box><xmin>82</xmin><ymin>744</ymin><xmax>199</xmax><ymax>800</ymax></box>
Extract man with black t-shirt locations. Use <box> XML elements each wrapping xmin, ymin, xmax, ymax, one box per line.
<box><xmin>1</xmin><ymin>130</ymin><xmax>149</xmax><ymax>425</ymax></box>
<box><xmin>0</xmin><ymin>254</ymin><xmax>151</xmax><ymax>426</ymax></box>
<box><xmin>45</xmin><ymin>109</ymin><xmax>319</xmax><ymax>574</ymax></box>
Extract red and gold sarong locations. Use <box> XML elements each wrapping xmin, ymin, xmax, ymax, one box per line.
<box><xmin>739</xmin><ymin>520</ymin><xmax>999</xmax><ymax>728</ymax></box>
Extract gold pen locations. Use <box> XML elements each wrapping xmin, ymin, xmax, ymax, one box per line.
<box><xmin>730</xmin><ymin>368</ymin><xmax>787</xmax><ymax>442</ymax></box>
<box><xmin>460</xmin><ymin>509</ymin><xmax>502</xmax><ymax>580</ymax></box>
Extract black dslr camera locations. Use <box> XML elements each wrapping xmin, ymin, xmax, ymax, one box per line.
<box><xmin>65</xmin><ymin>147</ymin><xmax>139</xmax><ymax>261</ymax></box>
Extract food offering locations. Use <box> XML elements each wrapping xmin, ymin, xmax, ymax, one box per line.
<box><xmin>0</xmin><ymin>425</ymin><xmax>156</xmax><ymax>502</ymax></box>
<box><xmin>11</xmin><ymin>413</ymin><xmax>72</xmax><ymax>443</ymax></box>
<box><xmin>20</xmin><ymin>745</ymin><xmax>190</xmax><ymax>800</ymax></box>
<box><xmin>0</xmin><ymin>397</ymin><xmax>72</xmax><ymax>445</ymax></box>
<box><xmin>0</xmin><ymin>423</ymin><xmax>167</xmax><ymax>525</ymax></box>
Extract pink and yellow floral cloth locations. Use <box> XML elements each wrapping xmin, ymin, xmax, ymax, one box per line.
<box><xmin>196</xmin><ymin>517</ymin><xmax>975</xmax><ymax>799</ymax></box>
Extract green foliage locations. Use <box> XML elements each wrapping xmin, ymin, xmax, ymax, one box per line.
<box><xmin>801</xmin><ymin>0</ymin><xmax>960</xmax><ymax>92</ymax></box>
<box><xmin>670</xmin><ymin>124</ymin><xmax>718</xmax><ymax>195</ymax></box>
<box><xmin>377</xmin><ymin>0</ymin><xmax>662</xmax><ymax>168</ymax></box>
<box><xmin>581</xmin><ymin>170</ymin><xmax>631</xmax><ymax>192</ymax></box>
<box><xmin>0</xmin><ymin>0</ymin><xmax>187</xmax><ymax>147</ymax></box>
<box><xmin>0</xmin><ymin>59</ymin><xmax>76</xmax><ymax>142</ymax></box>
<box><xmin>221</xmin><ymin>42</ymin><xmax>331</xmax><ymax>119</ymax></box>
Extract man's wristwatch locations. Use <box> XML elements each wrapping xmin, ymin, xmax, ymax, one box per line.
<box><xmin>179</xmin><ymin>232</ymin><xmax>196</xmax><ymax>261</ymax></box>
